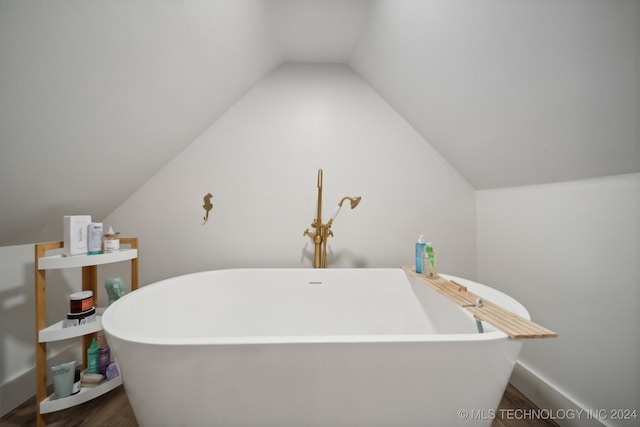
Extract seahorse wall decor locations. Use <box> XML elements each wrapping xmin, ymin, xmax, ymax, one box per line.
<box><xmin>202</xmin><ymin>193</ymin><xmax>213</xmax><ymax>224</ymax></box>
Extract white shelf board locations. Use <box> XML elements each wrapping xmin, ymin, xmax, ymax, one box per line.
<box><xmin>38</xmin><ymin>308</ymin><xmax>106</xmax><ymax>343</ymax></box>
<box><xmin>38</xmin><ymin>248</ymin><xmax>137</xmax><ymax>270</ymax></box>
<box><xmin>39</xmin><ymin>374</ymin><xmax>122</xmax><ymax>414</ymax></box>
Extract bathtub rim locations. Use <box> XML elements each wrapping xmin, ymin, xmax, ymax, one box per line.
<box><xmin>102</xmin><ymin>268</ymin><xmax>528</xmax><ymax>346</ymax></box>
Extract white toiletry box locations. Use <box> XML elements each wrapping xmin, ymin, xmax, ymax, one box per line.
<box><xmin>63</xmin><ymin>215</ymin><xmax>92</xmax><ymax>256</ymax></box>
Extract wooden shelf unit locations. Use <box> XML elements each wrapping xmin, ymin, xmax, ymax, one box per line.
<box><xmin>34</xmin><ymin>238</ymin><xmax>138</xmax><ymax>427</ymax></box>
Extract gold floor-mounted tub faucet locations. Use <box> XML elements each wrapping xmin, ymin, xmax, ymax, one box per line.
<box><xmin>303</xmin><ymin>169</ymin><xmax>361</xmax><ymax>268</ymax></box>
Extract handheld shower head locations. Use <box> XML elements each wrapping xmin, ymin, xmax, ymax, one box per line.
<box><xmin>330</xmin><ymin>196</ymin><xmax>362</xmax><ymax>222</ymax></box>
<box><xmin>339</xmin><ymin>196</ymin><xmax>362</xmax><ymax>209</ymax></box>
<box><xmin>349</xmin><ymin>196</ymin><xmax>361</xmax><ymax>209</ymax></box>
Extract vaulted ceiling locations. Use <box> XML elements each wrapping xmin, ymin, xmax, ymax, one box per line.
<box><xmin>1</xmin><ymin>0</ymin><xmax>638</xmax><ymax>246</ymax></box>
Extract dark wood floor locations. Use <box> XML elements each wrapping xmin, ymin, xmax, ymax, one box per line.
<box><xmin>1</xmin><ymin>383</ymin><xmax>559</xmax><ymax>427</ymax></box>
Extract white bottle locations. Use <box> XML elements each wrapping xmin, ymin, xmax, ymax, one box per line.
<box><xmin>87</xmin><ymin>223</ymin><xmax>103</xmax><ymax>254</ymax></box>
<box><xmin>103</xmin><ymin>226</ymin><xmax>120</xmax><ymax>253</ymax></box>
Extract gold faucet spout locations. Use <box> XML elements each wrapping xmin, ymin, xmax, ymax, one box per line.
<box><xmin>316</xmin><ymin>169</ymin><xmax>323</xmax><ymax>228</ymax></box>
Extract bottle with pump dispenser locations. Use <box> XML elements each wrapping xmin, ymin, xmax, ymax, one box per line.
<box><xmin>103</xmin><ymin>226</ymin><xmax>120</xmax><ymax>253</ymax></box>
<box><xmin>415</xmin><ymin>235</ymin><xmax>426</xmax><ymax>274</ymax></box>
<box><xmin>423</xmin><ymin>242</ymin><xmax>438</xmax><ymax>278</ymax></box>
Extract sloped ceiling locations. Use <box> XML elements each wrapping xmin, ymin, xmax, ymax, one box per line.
<box><xmin>0</xmin><ymin>0</ymin><xmax>638</xmax><ymax>246</ymax></box>
<box><xmin>0</xmin><ymin>0</ymin><xmax>282</xmax><ymax>245</ymax></box>
<box><xmin>350</xmin><ymin>0</ymin><xmax>639</xmax><ymax>189</ymax></box>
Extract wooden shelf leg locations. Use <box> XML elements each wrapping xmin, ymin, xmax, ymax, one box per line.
<box><xmin>81</xmin><ymin>265</ymin><xmax>98</xmax><ymax>367</ymax></box>
<box><xmin>35</xmin><ymin>246</ymin><xmax>47</xmax><ymax>427</ymax></box>
<box><xmin>35</xmin><ymin>341</ymin><xmax>47</xmax><ymax>427</ymax></box>
<box><xmin>121</xmin><ymin>237</ymin><xmax>139</xmax><ymax>292</ymax></box>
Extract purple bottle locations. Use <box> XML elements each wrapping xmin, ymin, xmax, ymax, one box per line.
<box><xmin>97</xmin><ymin>334</ymin><xmax>111</xmax><ymax>375</ymax></box>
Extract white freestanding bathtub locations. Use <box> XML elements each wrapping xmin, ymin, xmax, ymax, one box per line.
<box><xmin>102</xmin><ymin>268</ymin><xmax>528</xmax><ymax>427</ymax></box>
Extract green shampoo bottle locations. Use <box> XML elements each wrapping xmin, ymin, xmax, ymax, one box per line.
<box><xmin>87</xmin><ymin>337</ymin><xmax>99</xmax><ymax>374</ymax></box>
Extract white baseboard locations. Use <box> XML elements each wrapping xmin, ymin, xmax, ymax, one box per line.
<box><xmin>511</xmin><ymin>361</ymin><xmax>613</xmax><ymax>427</ymax></box>
<box><xmin>0</xmin><ymin>368</ymin><xmax>36</xmax><ymax>418</ymax></box>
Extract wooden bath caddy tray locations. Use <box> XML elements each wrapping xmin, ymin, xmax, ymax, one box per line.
<box><xmin>402</xmin><ymin>266</ymin><xmax>557</xmax><ymax>339</ymax></box>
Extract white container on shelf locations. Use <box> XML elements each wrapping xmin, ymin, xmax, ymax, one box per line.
<box><xmin>63</xmin><ymin>215</ymin><xmax>92</xmax><ymax>256</ymax></box>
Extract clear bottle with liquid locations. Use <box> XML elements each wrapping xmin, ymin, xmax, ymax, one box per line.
<box><xmin>423</xmin><ymin>242</ymin><xmax>438</xmax><ymax>279</ymax></box>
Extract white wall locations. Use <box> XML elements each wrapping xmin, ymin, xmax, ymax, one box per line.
<box><xmin>105</xmin><ymin>63</ymin><xmax>476</xmax><ymax>285</ymax></box>
<box><xmin>477</xmin><ymin>173</ymin><xmax>640</xmax><ymax>427</ymax></box>
<box><xmin>0</xmin><ymin>244</ymin><xmax>34</xmax><ymax>416</ymax></box>
<box><xmin>0</xmin><ymin>244</ymin><xmax>84</xmax><ymax>417</ymax></box>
